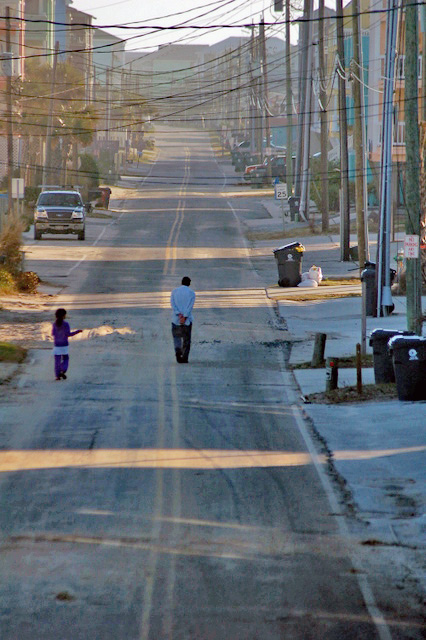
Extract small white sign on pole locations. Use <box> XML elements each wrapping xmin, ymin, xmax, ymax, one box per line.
<box><xmin>274</xmin><ymin>183</ymin><xmax>288</xmax><ymax>200</ymax></box>
<box><xmin>404</xmin><ymin>234</ymin><xmax>420</xmax><ymax>259</ymax></box>
<box><xmin>11</xmin><ymin>178</ymin><xmax>25</xmax><ymax>199</ymax></box>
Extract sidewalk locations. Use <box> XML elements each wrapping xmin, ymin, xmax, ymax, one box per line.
<box><xmin>249</xmin><ymin>193</ymin><xmax>426</xmax><ymax>590</ymax></box>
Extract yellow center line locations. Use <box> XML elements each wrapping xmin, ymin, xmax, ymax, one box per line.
<box><xmin>161</xmin><ymin>366</ymin><xmax>182</xmax><ymax>638</ymax></box>
<box><xmin>139</xmin><ymin>368</ymin><xmax>166</xmax><ymax>640</ymax></box>
<box><xmin>163</xmin><ymin>148</ymin><xmax>190</xmax><ymax>276</ymax></box>
<box><xmin>0</xmin><ymin>446</ymin><xmax>423</xmax><ymax>473</ymax></box>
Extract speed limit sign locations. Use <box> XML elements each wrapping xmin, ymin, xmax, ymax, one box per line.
<box><xmin>274</xmin><ymin>183</ymin><xmax>288</xmax><ymax>200</ymax></box>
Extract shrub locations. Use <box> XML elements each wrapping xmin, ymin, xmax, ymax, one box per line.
<box><xmin>16</xmin><ymin>270</ymin><xmax>39</xmax><ymax>293</ymax></box>
<box><xmin>24</xmin><ymin>186</ymin><xmax>41</xmax><ymax>207</ymax></box>
<box><xmin>0</xmin><ymin>217</ymin><xmax>24</xmax><ymax>276</ymax></box>
<box><xmin>310</xmin><ymin>158</ymin><xmax>355</xmax><ymax>212</ymax></box>
<box><xmin>0</xmin><ymin>267</ymin><xmax>15</xmax><ymax>293</ymax></box>
<box><xmin>0</xmin><ymin>342</ymin><xmax>27</xmax><ymax>363</ymax></box>
<box><xmin>79</xmin><ymin>153</ymin><xmax>100</xmax><ymax>187</ymax></box>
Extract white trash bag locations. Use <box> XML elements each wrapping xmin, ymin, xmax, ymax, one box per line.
<box><xmin>308</xmin><ymin>265</ymin><xmax>323</xmax><ymax>284</ymax></box>
<box><xmin>297</xmin><ymin>265</ymin><xmax>323</xmax><ymax>287</ymax></box>
<box><xmin>298</xmin><ymin>272</ymin><xmax>318</xmax><ymax>287</ymax></box>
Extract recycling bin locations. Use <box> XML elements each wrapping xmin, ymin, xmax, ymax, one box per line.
<box><xmin>369</xmin><ymin>329</ymin><xmax>414</xmax><ymax>383</ymax></box>
<box><xmin>388</xmin><ymin>335</ymin><xmax>426</xmax><ymax>401</ymax></box>
<box><xmin>288</xmin><ymin>196</ymin><xmax>300</xmax><ymax>221</ymax></box>
<box><xmin>273</xmin><ymin>242</ymin><xmax>305</xmax><ymax>287</ymax></box>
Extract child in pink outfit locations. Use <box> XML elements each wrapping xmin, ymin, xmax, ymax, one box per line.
<box><xmin>51</xmin><ymin>308</ymin><xmax>82</xmax><ymax>380</ymax></box>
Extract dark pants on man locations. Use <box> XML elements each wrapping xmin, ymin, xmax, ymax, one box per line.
<box><xmin>172</xmin><ymin>323</ymin><xmax>192</xmax><ymax>363</ymax></box>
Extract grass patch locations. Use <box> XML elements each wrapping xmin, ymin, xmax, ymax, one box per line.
<box><xmin>86</xmin><ymin>210</ymin><xmax>114</xmax><ymax>219</ymax></box>
<box><xmin>0</xmin><ymin>342</ymin><xmax>27</xmax><ymax>363</ymax></box>
<box><xmin>320</xmin><ymin>277</ymin><xmax>361</xmax><ymax>285</ymax></box>
<box><xmin>306</xmin><ymin>382</ymin><xmax>396</xmax><ymax>404</ymax></box>
<box><xmin>247</xmin><ymin>224</ymin><xmax>340</xmax><ymax>242</ymax></box>
<box><xmin>291</xmin><ymin>353</ymin><xmax>373</xmax><ymax>370</ymax></box>
<box><xmin>284</xmin><ymin>292</ymin><xmax>361</xmax><ymax>302</ymax></box>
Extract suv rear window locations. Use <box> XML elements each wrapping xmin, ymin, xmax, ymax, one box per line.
<box><xmin>38</xmin><ymin>193</ymin><xmax>82</xmax><ymax>207</ymax></box>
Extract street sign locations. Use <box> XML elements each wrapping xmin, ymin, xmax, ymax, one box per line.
<box><xmin>274</xmin><ymin>183</ymin><xmax>288</xmax><ymax>200</ymax></box>
<box><xmin>0</xmin><ymin>52</ymin><xmax>12</xmax><ymax>77</ymax></box>
<box><xmin>11</xmin><ymin>178</ymin><xmax>24</xmax><ymax>199</ymax></box>
<box><xmin>404</xmin><ymin>234</ymin><xmax>419</xmax><ymax>259</ymax></box>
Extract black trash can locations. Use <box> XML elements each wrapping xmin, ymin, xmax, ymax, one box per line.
<box><xmin>369</xmin><ymin>329</ymin><xmax>414</xmax><ymax>383</ymax></box>
<box><xmin>273</xmin><ymin>242</ymin><xmax>305</xmax><ymax>287</ymax></box>
<box><xmin>361</xmin><ymin>261</ymin><xmax>396</xmax><ymax>317</ymax></box>
<box><xmin>361</xmin><ymin>263</ymin><xmax>377</xmax><ymax>316</ymax></box>
<box><xmin>388</xmin><ymin>335</ymin><xmax>426</xmax><ymax>401</ymax></box>
<box><xmin>288</xmin><ymin>196</ymin><xmax>300</xmax><ymax>221</ymax></box>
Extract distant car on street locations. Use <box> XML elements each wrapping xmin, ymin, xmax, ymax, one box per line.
<box><xmin>231</xmin><ymin>140</ymin><xmax>250</xmax><ymax>166</ymax></box>
<box><xmin>244</xmin><ymin>155</ymin><xmax>287</xmax><ymax>185</ymax></box>
<box><xmin>33</xmin><ymin>188</ymin><xmax>86</xmax><ymax>241</ymax></box>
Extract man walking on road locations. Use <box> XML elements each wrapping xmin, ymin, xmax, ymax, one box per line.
<box><xmin>171</xmin><ymin>276</ymin><xmax>196</xmax><ymax>363</ymax></box>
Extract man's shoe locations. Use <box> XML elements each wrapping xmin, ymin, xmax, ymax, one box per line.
<box><xmin>175</xmin><ymin>349</ymin><xmax>182</xmax><ymax>363</ymax></box>
<box><xmin>60</xmin><ymin>373</ymin><xmax>67</xmax><ymax>379</ymax></box>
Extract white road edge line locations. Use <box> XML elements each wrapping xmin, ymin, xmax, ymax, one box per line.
<box><xmin>65</xmin><ymin>211</ymin><xmax>125</xmax><ymax>277</ymax></box>
<box><xmin>225</xmin><ymin>183</ymin><xmax>393</xmax><ymax>640</ymax></box>
<box><xmin>288</xmin><ymin>394</ymin><xmax>393</xmax><ymax>640</ymax></box>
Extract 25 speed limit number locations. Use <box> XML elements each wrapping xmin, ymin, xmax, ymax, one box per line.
<box><xmin>274</xmin><ymin>184</ymin><xmax>288</xmax><ymax>200</ymax></box>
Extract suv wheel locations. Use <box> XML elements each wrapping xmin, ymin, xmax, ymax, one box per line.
<box><xmin>34</xmin><ymin>227</ymin><xmax>42</xmax><ymax>240</ymax></box>
<box><xmin>78</xmin><ymin>229</ymin><xmax>85</xmax><ymax>241</ymax></box>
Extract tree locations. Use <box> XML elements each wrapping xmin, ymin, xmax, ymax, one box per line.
<box><xmin>418</xmin><ymin>124</ymin><xmax>426</xmax><ymax>287</ymax></box>
<box><xmin>4</xmin><ymin>59</ymin><xmax>98</xmax><ymax>186</ymax></box>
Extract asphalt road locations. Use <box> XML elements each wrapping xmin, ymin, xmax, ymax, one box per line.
<box><xmin>0</xmin><ymin>128</ymin><xmax>414</xmax><ymax>639</ymax></box>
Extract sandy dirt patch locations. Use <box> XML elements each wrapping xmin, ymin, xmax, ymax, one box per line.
<box><xmin>0</xmin><ymin>294</ymin><xmax>136</xmax><ymax>349</ymax></box>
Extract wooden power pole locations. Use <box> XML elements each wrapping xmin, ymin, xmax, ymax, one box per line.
<box><xmin>319</xmin><ymin>0</ymin><xmax>329</xmax><ymax>232</ymax></box>
<box><xmin>43</xmin><ymin>41</ymin><xmax>60</xmax><ymax>186</ymax></box>
<box><xmin>351</xmin><ymin>0</ymin><xmax>367</xmax><ymax>268</ymax></box>
<box><xmin>404</xmin><ymin>0</ymin><xmax>423</xmax><ymax>334</ymax></box>
<box><xmin>285</xmin><ymin>0</ymin><xmax>293</xmax><ymax>196</ymax></box>
<box><xmin>336</xmin><ymin>0</ymin><xmax>351</xmax><ymax>260</ymax></box>
<box><xmin>5</xmin><ymin>7</ymin><xmax>14</xmax><ymax>215</ymax></box>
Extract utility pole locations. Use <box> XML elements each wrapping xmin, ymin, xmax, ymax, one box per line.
<box><xmin>43</xmin><ymin>41</ymin><xmax>60</xmax><ymax>187</ymax></box>
<box><xmin>274</xmin><ymin>0</ymin><xmax>293</xmax><ymax>193</ymax></box>
<box><xmin>294</xmin><ymin>0</ymin><xmax>310</xmax><ymax>198</ymax></box>
<box><xmin>351</xmin><ymin>0</ymin><xmax>367</xmax><ymax>268</ymax></box>
<box><xmin>249</xmin><ymin>27</ymin><xmax>256</xmax><ymax>153</ymax></box>
<box><xmin>5</xmin><ymin>7</ymin><xmax>14</xmax><ymax>215</ymax></box>
<box><xmin>336</xmin><ymin>0</ymin><xmax>351</xmax><ymax>260</ymax></box>
<box><xmin>255</xmin><ymin>30</ymin><xmax>263</xmax><ymax>155</ymax></box>
<box><xmin>285</xmin><ymin>0</ymin><xmax>293</xmax><ymax>196</ymax></box>
<box><xmin>106</xmin><ymin>67</ymin><xmax>111</xmax><ymax>144</ymax></box>
<box><xmin>299</xmin><ymin>0</ymin><xmax>313</xmax><ymax>222</ymax></box>
<box><xmin>404</xmin><ymin>0</ymin><xmax>423</xmax><ymax>334</ymax></box>
<box><xmin>260</xmin><ymin>17</ymin><xmax>271</xmax><ymax>176</ymax></box>
<box><xmin>376</xmin><ymin>0</ymin><xmax>399</xmax><ymax>317</ymax></box>
<box><xmin>236</xmin><ymin>45</ymin><xmax>242</xmax><ymax>136</ymax></box>
<box><xmin>422</xmin><ymin>4</ymin><xmax>426</xmax><ymax>122</ymax></box>
<box><xmin>318</xmin><ymin>0</ymin><xmax>329</xmax><ymax>232</ymax></box>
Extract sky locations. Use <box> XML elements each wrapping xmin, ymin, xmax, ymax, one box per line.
<box><xmin>71</xmin><ymin>0</ymin><xmax>291</xmax><ymax>51</ymax></box>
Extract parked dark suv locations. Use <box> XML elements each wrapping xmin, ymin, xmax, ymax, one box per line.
<box><xmin>34</xmin><ymin>189</ymin><xmax>86</xmax><ymax>240</ymax></box>
<box><xmin>248</xmin><ymin>155</ymin><xmax>286</xmax><ymax>185</ymax></box>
